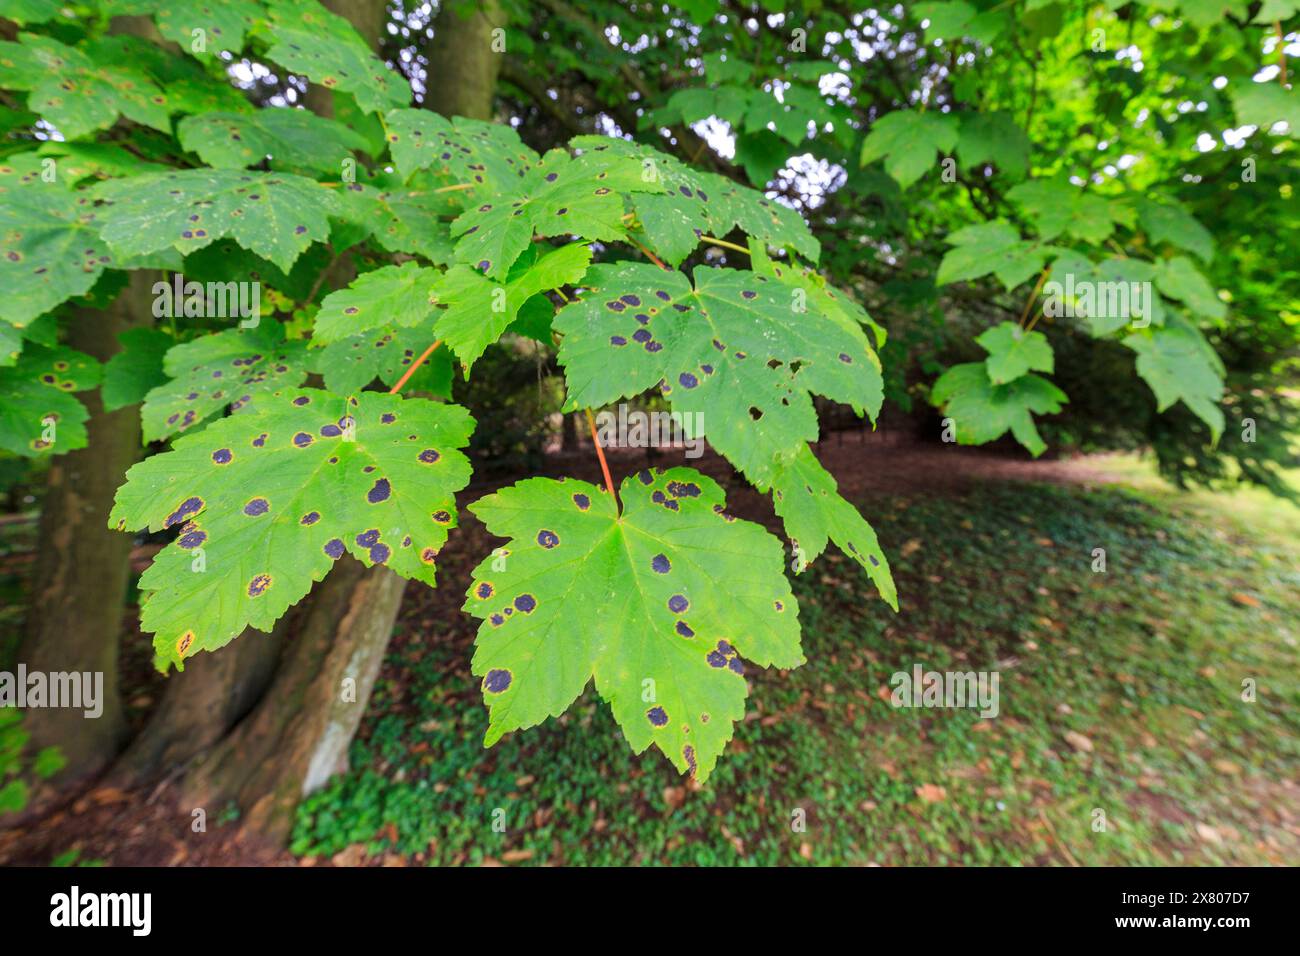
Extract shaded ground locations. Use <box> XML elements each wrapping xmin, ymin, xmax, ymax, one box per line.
<box><xmin>2</xmin><ymin>438</ymin><xmax>1296</xmax><ymax>866</ymax></box>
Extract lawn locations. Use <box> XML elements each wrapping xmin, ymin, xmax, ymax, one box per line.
<box><xmin>289</xmin><ymin>456</ymin><xmax>1300</xmax><ymax>866</ymax></box>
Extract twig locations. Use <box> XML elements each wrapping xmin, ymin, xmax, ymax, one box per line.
<box><xmin>585</xmin><ymin>408</ymin><xmax>617</xmax><ymax>510</ymax></box>
<box><xmin>389</xmin><ymin>339</ymin><xmax>443</xmax><ymax>394</ymax></box>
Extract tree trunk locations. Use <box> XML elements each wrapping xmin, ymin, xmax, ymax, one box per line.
<box><xmin>424</xmin><ymin>0</ymin><xmax>504</xmax><ymax>120</ymax></box>
<box><xmin>178</xmin><ymin>558</ymin><xmax>407</xmax><ymax>843</ymax></box>
<box><xmin>14</xmin><ymin>271</ymin><xmax>156</xmax><ymax>808</ymax></box>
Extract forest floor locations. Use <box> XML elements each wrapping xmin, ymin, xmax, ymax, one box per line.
<box><xmin>3</xmin><ymin>435</ymin><xmax>1297</xmax><ymax>866</ymax></box>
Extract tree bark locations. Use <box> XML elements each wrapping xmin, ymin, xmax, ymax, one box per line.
<box><xmin>424</xmin><ymin>0</ymin><xmax>504</xmax><ymax>120</ymax></box>
<box><xmin>14</xmin><ymin>271</ymin><xmax>156</xmax><ymax>805</ymax></box>
<box><xmin>178</xmin><ymin>558</ymin><xmax>407</xmax><ymax>843</ymax></box>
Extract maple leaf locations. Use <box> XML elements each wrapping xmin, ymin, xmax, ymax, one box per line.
<box><xmin>111</xmin><ymin>388</ymin><xmax>474</xmax><ymax>670</ymax></box>
<box><xmin>178</xmin><ymin>109</ymin><xmax>367</xmax><ymax>173</ymax></box>
<box><xmin>0</xmin><ymin>343</ymin><xmax>99</xmax><ymax>457</ymax></box>
<box><xmin>931</xmin><ymin>362</ymin><xmax>1067</xmax><ymax>456</ymax></box>
<box><xmin>465</xmin><ymin>467</ymin><xmax>801</xmax><ymax>781</ymax></box>
<box><xmin>93</xmin><ymin>168</ymin><xmax>339</xmax><ymax>271</ymax></box>
<box><xmin>555</xmin><ymin>262</ymin><xmax>882</xmax><ymax>482</ymax></box>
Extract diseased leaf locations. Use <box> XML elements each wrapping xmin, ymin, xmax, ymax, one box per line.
<box><xmin>94</xmin><ymin>168</ymin><xmax>339</xmax><ymax>272</ymax></box>
<box><xmin>154</xmin><ymin>0</ymin><xmax>262</xmax><ymax>57</ymax></box>
<box><xmin>0</xmin><ymin>187</ymin><xmax>114</xmax><ymax>327</ymax></box>
<box><xmin>555</xmin><ymin>263</ymin><xmax>882</xmax><ymax>482</ymax></box>
<box><xmin>178</xmin><ymin>109</ymin><xmax>367</xmax><ymax>172</ymax></box>
<box><xmin>449</xmin><ymin>148</ymin><xmax>658</xmax><ymax>280</ymax></box>
<box><xmin>0</xmin><ymin>344</ymin><xmax>99</xmax><ymax>457</ymax></box>
<box><xmin>311</xmin><ymin>327</ymin><xmax>451</xmax><ymax>396</ymax></box>
<box><xmin>142</xmin><ymin>324</ymin><xmax>310</xmax><ymax>442</ymax></box>
<box><xmin>767</xmin><ymin>444</ymin><xmax>897</xmax><ymax>608</ymax></box>
<box><xmin>384</xmin><ymin>109</ymin><xmax>539</xmax><ymax>189</ymax></box>
<box><xmin>465</xmin><ymin>467</ymin><xmax>801</xmax><ymax>781</ymax></box>
<box><xmin>431</xmin><ymin>243</ymin><xmax>590</xmax><ymax>370</ymax></box>
<box><xmin>337</xmin><ymin>179</ymin><xmax>458</xmax><ymax>264</ymax></box>
<box><xmin>110</xmin><ymin>388</ymin><xmax>474</xmax><ymax>670</ymax></box>
<box><xmin>262</xmin><ymin>25</ymin><xmax>408</xmax><ymax>114</ymax></box>
<box><xmin>313</xmin><ymin>261</ymin><xmax>440</xmax><ymax>343</ymax></box>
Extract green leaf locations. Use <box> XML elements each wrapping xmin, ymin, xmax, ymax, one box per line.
<box><xmin>431</xmin><ymin>243</ymin><xmax>590</xmax><ymax>370</ymax></box>
<box><xmin>767</xmin><ymin>444</ymin><xmax>897</xmax><ymax>608</ymax></box>
<box><xmin>0</xmin><ymin>344</ymin><xmax>98</xmax><ymax>457</ymax></box>
<box><xmin>1134</xmin><ymin>197</ymin><xmax>1214</xmax><ymax>263</ymax></box>
<box><xmin>0</xmin><ymin>34</ymin><xmax>169</xmax><ymax>139</ymax></box>
<box><xmin>32</xmin><ymin>745</ymin><xmax>65</xmax><ymax>779</ymax></box>
<box><xmin>449</xmin><ymin>148</ymin><xmax>658</xmax><ymax>280</ymax></box>
<box><xmin>263</xmin><ymin>25</ymin><xmax>408</xmax><ymax>114</ymax></box>
<box><xmin>0</xmin><ymin>779</ymin><xmax>28</xmax><ymax>814</ymax></box>
<box><xmin>1</xmin><ymin>0</ymin><xmax>67</xmax><ymax>26</ymax></box>
<box><xmin>937</xmin><ymin>221</ymin><xmax>1052</xmax><ymax>290</ymax></box>
<box><xmin>1006</xmin><ymin>178</ymin><xmax>1126</xmax><ymax>244</ymax></box>
<box><xmin>1124</xmin><ymin>317</ymin><xmax>1225</xmax><ymax>440</ymax></box>
<box><xmin>555</xmin><ymin>263</ymin><xmax>882</xmax><ymax>482</ymax></box>
<box><xmin>383</xmin><ymin>109</ymin><xmax>540</xmax><ymax>189</ymax></box>
<box><xmin>141</xmin><ymin>324</ymin><xmax>310</xmax><ymax>442</ymax></box>
<box><xmin>465</xmin><ymin>468</ymin><xmax>801</xmax><ymax>781</ymax></box>
<box><xmin>859</xmin><ymin>111</ymin><xmax>958</xmax><ymax>188</ymax></box>
<box><xmin>570</xmin><ymin>137</ymin><xmax>820</xmax><ymax>263</ymax></box>
<box><xmin>337</xmin><ymin>179</ymin><xmax>457</xmax><ymax>264</ymax></box>
<box><xmin>1155</xmin><ymin>255</ymin><xmax>1226</xmax><ymax>320</ymax></box>
<box><xmin>313</xmin><ymin>261</ymin><xmax>440</xmax><ymax>343</ymax></box>
<box><xmin>102</xmin><ymin>327</ymin><xmax>172</xmax><ymax>411</ymax></box>
<box><xmin>977</xmin><ymin>320</ymin><xmax>1054</xmax><ymax>384</ymax></box>
<box><xmin>311</xmin><ymin>328</ymin><xmax>450</xmax><ymax>396</ymax></box>
<box><xmin>110</xmin><ymin>388</ymin><xmax>475</xmax><ymax>671</ymax></box>
<box><xmin>94</xmin><ymin>169</ymin><xmax>339</xmax><ymax>272</ymax></box>
<box><xmin>956</xmin><ymin>111</ymin><xmax>1030</xmax><ymax>180</ymax></box>
<box><xmin>178</xmin><ymin>109</ymin><xmax>367</xmax><ymax>172</ymax></box>
<box><xmin>154</xmin><ymin>0</ymin><xmax>262</xmax><ymax>57</ymax></box>
<box><xmin>914</xmin><ymin>1</ymin><xmax>1008</xmax><ymax>43</ymax></box>
<box><xmin>931</xmin><ymin>362</ymin><xmax>1067</xmax><ymax>456</ymax></box>
<box><xmin>0</xmin><ymin>186</ymin><xmax>114</xmax><ymax>327</ymax></box>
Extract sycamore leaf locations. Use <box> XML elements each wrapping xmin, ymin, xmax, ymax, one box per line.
<box><xmin>1006</xmin><ymin>178</ymin><xmax>1128</xmax><ymax>244</ymax></box>
<box><xmin>431</xmin><ymin>243</ymin><xmax>590</xmax><ymax>370</ymax></box>
<box><xmin>859</xmin><ymin>111</ymin><xmax>958</xmax><ymax>188</ymax></box>
<box><xmin>178</xmin><ymin>109</ymin><xmax>367</xmax><ymax>172</ymax></box>
<box><xmin>767</xmin><ymin>444</ymin><xmax>897</xmax><ymax>608</ymax></box>
<box><xmin>977</xmin><ymin>321</ymin><xmax>1054</xmax><ymax>384</ymax></box>
<box><xmin>0</xmin><ymin>34</ymin><xmax>168</xmax><ymax>139</ymax></box>
<box><xmin>0</xmin><ymin>187</ymin><xmax>114</xmax><ymax>327</ymax></box>
<box><xmin>154</xmin><ymin>0</ymin><xmax>262</xmax><ymax>57</ymax></box>
<box><xmin>750</xmin><ymin>245</ymin><xmax>886</xmax><ymax>349</ymax></box>
<box><xmin>931</xmin><ymin>362</ymin><xmax>1066</xmax><ymax>456</ymax></box>
<box><xmin>102</xmin><ymin>326</ymin><xmax>172</xmax><ymax>411</ymax></box>
<box><xmin>937</xmin><ymin>221</ymin><xmax>1052</xmax><ymax>290</ymax></box>
<box><xmin>313</xmin><ymin>261</ymin><xmax>440</xmax><ymax>343</ymax></box>
<box><xmin>1</xmin><ymin>0</ymin><xmax>66</xmax><ymax>25</ymax></box>
<box><xmin>1048</xmin><ymin>252</ymin><xmax>1164</xmax><ymax>334</ymax></box>
<box><xmin>262</xmin><ymin>25</ymin><xmax>408</xmax><ymax>114</ymax></box>
<box><xmin>337</xmin><ymin>179</ymin><xmax>457</xmax><ymax>264</ymax></box>
<box><xmin>556</xmin><ymin>263</ymin><xmax>882</xmax><ymax>482</ymax></box>
<box><xmin>914</xmin><ymin>1</ymin><xmax>1008</xmax><ymax>43</ymax></box>
<box><xmin>955</xmin><ymin>111</ymin><xmax>1029</xmax><ymax>180</ymax></box>
<box><xmin>1134</xmin><ymin>197</ymin><xmax>1214</xmax><ymax>263</ymax></box>
<box><xmin>1124</xmin><ymin>317</ymin><xmax>1225</xmax><ymax>440</ymax></box>
<box><xmin>569</xmin><ymin>136</ymin><xmax>821</xmax><ymax>264</ymax></box>
<box><xmin>110</xmin><ymin>388</ymin><xmax>474</xmax><ymax>671</ymax></box>
<box><xmin>1155</xmin><ymin>255</ymin><xmax>1226</xmax><ymax>321</ymax></box>
<box><xmin>465</xmin><ymin>467</ymin><xmax>801</xmax><ymax>781</ymax></box>
<box><xmin>0</xmin><ymin>344</ymin><xmax>99</xmax><ymax>457</ymax></box>
<box><xmin>141</xmin><ymin>324</ymin><xmax>310</xmax><ymax>442</ymax></box>
<box><xmin>94</xmin><ymin>169</ymin><xmax>339</xmax><ymax>272</ymax></box>
<box><xmin>383</xmin><ymin>109</ymin><xmax>540</xmax><ymax>189</ymax></box>
<box><xmin>449</xmin><ymin>148</ymin><xmax>658</xmax><ymax>280</ymax></box>
<box><xmin>311</xmin><ymin>328</ymin><xmax>451</xmax><ymax>396</ymax></box>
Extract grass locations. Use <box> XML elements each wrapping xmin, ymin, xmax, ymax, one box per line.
<box><xmin>290</xmin><ymin>457</ymin><xmax>1300</xmax><ymax>866</ymax></box>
